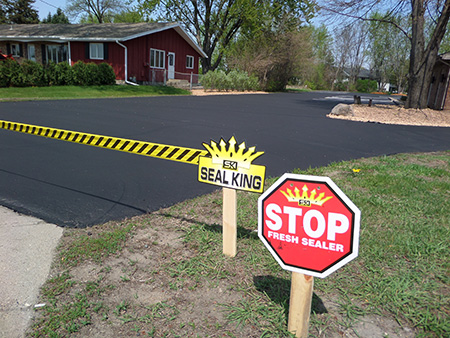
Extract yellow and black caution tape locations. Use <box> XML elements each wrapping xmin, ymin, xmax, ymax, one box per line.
<box><xmin>0</xmin><ymin>120</ymin><xmax>208</xmax><ymax>165</ymax></box>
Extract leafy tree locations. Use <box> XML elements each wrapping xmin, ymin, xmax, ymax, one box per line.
<box><xmin>42</xmin><ymin>8</ymin><xmax>70</xmax><ymax>24</ymax></box>
<box><xmin>140</xmin><ymin>0</ymin><xmax>316</xmax><ymax>73</ymax></box>
<box><xmin>66</xmin><ymin>0</ymin><xmax>126</xmax><ymax>23</ymax></box>
<box><xmin>113</xmin><ymin>9</ymin><xmax>151</xmax><ymax>23</ymax></box>
<box><xmin>1</xmin><ymin>0</ymin><xmax>39</xmax><ymax>24</ymax></box>
<box><xmin>318</xmin><ymin>0</ymin><xmax>450</xmax><ymax>109</ymax></box>
<box><xmin>304</xmin><ymin>24</ymin><xmax>334</xmax><ymax>89</ymax></box>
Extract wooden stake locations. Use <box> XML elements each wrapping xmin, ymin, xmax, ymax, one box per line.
<box><xmin>288</xmin><ymin>272</ymin><xmax>314</xmax><ymax>338</ymax></box>
<box><xmin>222</xmin><ymin>187</ymin><xmax>237</xmax><ymax>257</ymax></box>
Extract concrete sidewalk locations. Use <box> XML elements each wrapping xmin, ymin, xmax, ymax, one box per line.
<box><xmin>0</xmin><ymin>206</ymin><xmax>63</xmax><ymax>338</ymax></box>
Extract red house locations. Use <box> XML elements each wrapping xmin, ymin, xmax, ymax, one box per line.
<box><xmin>0</xmin><ymin>23</ymin><xmax>207</xmax><ymax>85</ymax></box>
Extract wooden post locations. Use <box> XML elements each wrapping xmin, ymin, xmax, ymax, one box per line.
<box><xmin>288</xmin><ymin>272</ymin><xmax>314</xmax><ymax>338</ymax></box>
<box><xmin>222</xmin><ymin>187</ymin><xmax>237</xmax><ymax>257</ymax></box>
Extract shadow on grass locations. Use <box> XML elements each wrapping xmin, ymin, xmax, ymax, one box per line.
<box><xmin>159</xmin><ymin>212</ymin><xmax>259</xmax><ymax>240</ymax></box>
<box><xmin>203</xmin><ymin>223</ymin><xmax>259</xmax><ymax>240</ymax></box>
<box><xmin>253</xmin><ymin>275</ymin><xmax>327</xmax><ymax>318</ymax></box>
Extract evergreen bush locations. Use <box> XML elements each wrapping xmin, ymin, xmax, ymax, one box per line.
<box><xmin>97</xmin><ymin>63</ymin><xmax>116</xmax><ymax>85</ymax></box>
<box><xmin>0</xmin><ymin>60</ymin><xmax>116</xmax><ymax>87</ymax></box>
<box><xmin>16</xmin><ymin>60</ymin><xmax>46</xmax><ymax>87</ymax></box>
<box><xmin>54</xmin><ymin>62</ymin><xmax>73</xmax><ymax>85</ymax></box>
<box><xmin>85</xmin><ymin>63</ymin><xmax>100</xmax><ymax>85</ymax></box>
<box><xmin>71</xmin><ymin>61</ymin><xmax>88</xmax><ymax>86</ymax></box>
<box><xmin>0</xmin><ymin>59</ymin><xmax>20</xmax><ymax>87</ymax></box>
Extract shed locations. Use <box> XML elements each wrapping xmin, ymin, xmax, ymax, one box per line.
<box><xmin>427</xmin><ymin>52</ymin><xmax>450</xmax><ymax>110</ymax></box>
<box><xmin>0</xmin><ymin>23</ymin><xmax>207</xmax><ymax>85</ymax></box>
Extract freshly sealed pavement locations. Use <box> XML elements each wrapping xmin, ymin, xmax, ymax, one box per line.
<box><xmin>0</xmin><ymin>92</ymin><xmax>448</xmax><ymax>228</ymax></box>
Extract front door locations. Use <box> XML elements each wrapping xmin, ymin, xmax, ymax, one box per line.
<box><xmin>168</xmin><ymin>52</ymin><xmax>175</xmax><ymax>79</ymax></box>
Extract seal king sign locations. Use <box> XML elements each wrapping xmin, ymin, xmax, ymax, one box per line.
<box><xmin>198</xmin><ymin>137</ymin><xmax>266</xmax><ymax>193</ymax></box>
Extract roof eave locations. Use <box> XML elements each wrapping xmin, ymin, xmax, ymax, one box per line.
<box><xmin>120</xmin><ymin>23</ymin><xmax>207</xmax><ymax>58</ymax></box>
<box><xmin>0</xmin><ymin>23</ymin><xmax>208</xmax><ymax>58</ymax></box>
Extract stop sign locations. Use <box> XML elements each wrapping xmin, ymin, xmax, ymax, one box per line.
<box><xmin>258</xmin><ymin>173</ymin><xmax>360</xmax><ymax>278</ymax></box>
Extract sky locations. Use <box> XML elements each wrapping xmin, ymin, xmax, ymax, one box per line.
<box><xmin>34</xmin><ymin>0</ymin><xmax>66</xmax><ymax>20</ymax></box>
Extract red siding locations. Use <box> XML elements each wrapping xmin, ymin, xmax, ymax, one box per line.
<box><xmin>69</xmin><ymin>28</ymin><xmax>201</xmax><ymax>83</ymax></box>
<box><xmin>70</xmin><ymin>41</ymin><xmax>125</xmax><ymax>80</ymax></box>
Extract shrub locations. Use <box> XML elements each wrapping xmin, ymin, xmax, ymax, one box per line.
<box><xmin>71</xmin><ymin>62</ymin><xmax>116</xmax><ymax>86</ymax></box>
<box><xmin>245</xmin><ymin>75</ymin><xmax>259</xmax><ymax>91</ymax></box>
<box><xmin>97</xmin><ymin>63</ymin><xmax>116</xmax><ymax>85</ymax></box>
<box><xmin>55</xmin><ymin>62</ymin><xmax>73</xmax><ymax>85</ymax></box>
<box><xmin>304</xmin><ymin>80</ymin><xmax>317</xmax><ymax>90</ymax></box>
<box><xmin>0</xmin><ymin>59</ymin><xmax>20</xmax><ymax>87</ymax></box>
<box><xmin>201</xmin><ymin>70</ymin><xmax>259</xmax><ymax>91</ymax></box>
<box><xmin>71</xmin><ymin>61</ymin><xmax>88</xmax><ymax>86</ymax></box>
<box><xmin>0</xmin><ymin>60</ymin><xmax>116</xmax><ymax>88</ymax></box>
<box><xmin>333</xmin><ymin>81</ymin><xmax>347</xmax><ymax>91</ymax></box>
<box><xmin>15</xmin><ymin>60</ymin><xmax>47</xmax><ymax>87</ymax></box>
<box><xmin>46</xmin><ymin>62</ymin><xmax>73</xmax><ymax>86</ymax></box>
<box><xmin>356</xmin><ymin>79</ymin><xmax>378</xmax><ymax>93</ymax></box>
<box><xmin>200</xmin><ymin>71</ymin><xmax>214</xmax><ymax>90</ymax></box>
<box><xmin>85</xmin><ymin>63</ymin><xmax>101</xmax><ymax>85</ymax></box>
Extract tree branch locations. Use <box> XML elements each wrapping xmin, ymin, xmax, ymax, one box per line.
<box><xmin>321</xmin><ymin>6</ymin><xmax>412</xmax><ymax>41</ymax></box>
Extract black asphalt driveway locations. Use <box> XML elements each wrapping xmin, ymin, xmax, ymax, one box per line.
<box><xmin>0</xmin><ymin>92</ymin><xmax>448</xmax><ymax>227</ymax></box>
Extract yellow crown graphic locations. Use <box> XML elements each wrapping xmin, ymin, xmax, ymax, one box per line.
<box><xmin>281</xmin><ymin>184</ymin><xmax>333</xmax><ymax>207</ymax></box>
<box><xmin>202</xmin><ymin>136</ymin><xmax>264</xmax><ymax>169</ymax></box>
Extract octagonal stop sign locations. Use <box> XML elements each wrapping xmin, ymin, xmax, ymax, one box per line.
<box><xmin>258</xmin><ymin>173</ymin><xmax>361</xmax><ymax>278</ymax></box>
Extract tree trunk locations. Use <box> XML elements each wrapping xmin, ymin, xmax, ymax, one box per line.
<box><xmin>406</xmin><ymin>0</ymin><xmax>450</xmax><ymax>109</ymax></box>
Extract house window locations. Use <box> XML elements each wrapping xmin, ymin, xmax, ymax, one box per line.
<box><xmin>47</xmin><ymin>45</ymin><xmax>68</xmax><ymax>63</ymax></box>
<box><xmin>11</xmin><ymin>44</ymin><xmax>21</xmax><ymax>56</ymax></box>
<box><xmin>89</xmin><ymin>43</ymin><xmax>104</xmax><ymax>60</ymax></box>
<box><xmin>28</xmin><ymin>45</ymin><xmax>36</xmax><ymax>62</ymax></box>
<box><xmin>150</xmin><ymin>49</ymin><xmax>165</xmax><ymax>68</ymax></box>
<box><xmin>186</xmin><ymin>55</ymin><xmax>194</xmax><ymax>69</ymax></box>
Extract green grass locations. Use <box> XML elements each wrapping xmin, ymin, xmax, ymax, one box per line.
<box><xmin>60</xmin><ymin>222</ymin><xmax>137</xmax><ymax>268</ymax></box>
<box><xmin>29</xmin><ymin>151</ymin><xmax>449</xmax><ymax>337</ymax></box>
<box><xmin>0</xmin><ymin>85</ymin><xmax>190</xmax><ymax>101</ymax></box>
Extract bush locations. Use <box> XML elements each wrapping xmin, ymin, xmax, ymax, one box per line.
<box><xmin>0</xmin><ymin>60</ymin><xmax>116</xmax><ymax>87</ymax></box>
<box><xmin>71</xmin><ymin>61</ymin><xmax>88</xmax><ymax>86</ymax></box>
<box><xmin>85</xmin><ymin>63</ymin><xmax>101</xmax><ymax>85</ymax></box>
<box><xmin>48</xmin><ymin>62</ymin><xmax>73</xmax><ymax>86</ymax></box>
<box><xmin>201</xmin><ymin>70</ymin><xmax>259</xmax><ymax>91</ymax></box>
<box><xmin>97</xmin><ymin>63</ymin><xmax>116</xmax><ymax>85</ymax></box>
<box><xmin>0</xmin><ymin>59</ymin><xmax>21</xmax><ymax>87</ymax></box>
<box><xmin>13</xmin><ymin>60</ymin><xmax>47</xmax><ymax>87</ymax></box>
<box><xmin>356</xmin><ymin>79</ymin><xmax>378</xmax><ymax>93</ymax></box>
<box><xmin>333</xmin><ymin>81</ymin><xmax>347</xmax><ymax>92</ymax></box>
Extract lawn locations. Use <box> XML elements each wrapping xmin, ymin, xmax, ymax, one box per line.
<box><xmin>0</xmin><ymin>85</ymin><xmax>190</xmax><ymax>101</ymax></box>
<box><xmin>29</xmin><ymin>151</ymin><xmax>449</xmax><ymax>337</ymax></box>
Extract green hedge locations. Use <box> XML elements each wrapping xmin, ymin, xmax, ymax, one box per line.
<box><xmin>201</xmin><ymin>70</ymin><xmax>259</xmax><ymax>91</ymax></box>
<box><xmin>356</xmin><ymin>79</ymin><xmax>378</xmax><ymax>93</ymax></box>
<box><xmin>0</xmin><ymin>60</ymin><xmax>116</xmax><ymax>87</ymax></box>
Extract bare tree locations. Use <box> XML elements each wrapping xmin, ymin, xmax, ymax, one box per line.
<box><xmin>66</xmin><ymin>0</ymin><xmax>126</xmax><ymax>23</ymax></box>
<box><xmin>319</xmin><ymin>0</ymin><xmax>450</xmax><ymax>109</ymax></box>
<box><xmin>331</xmin><ymin>27</ymin><xmax>351</xmax><ymax>90</ymax></box>
<box><xmin>332</xmin><ymin>22</ymin><xmax>368</xmax><ymax>91</ymax></box>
